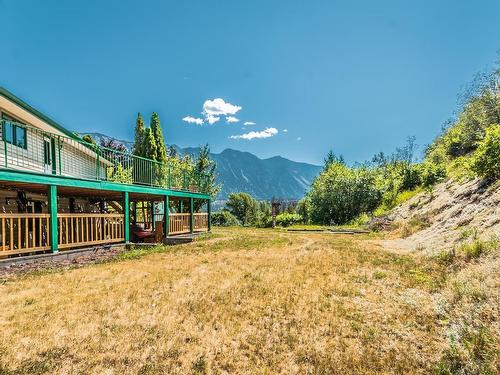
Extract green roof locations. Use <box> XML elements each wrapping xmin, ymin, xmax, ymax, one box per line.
<box><xmin>0</xmin><ymin>86</ymin><xmax>81</xmax><ymax>141</ymax></box>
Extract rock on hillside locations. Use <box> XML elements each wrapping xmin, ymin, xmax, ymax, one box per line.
<box><xmin>381</xmin><ymin>178</ymin><xmax>500</xmax><ymax>253</ymax></box>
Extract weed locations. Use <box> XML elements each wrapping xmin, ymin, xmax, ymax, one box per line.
<box><xmin>435</xmin><ymin>326</ymin><xmax>497</xmax><ymax>375</ymax></box>
<box><xmin>458</xmin><ymin>236</ymin><xmax>498</xmax><ymax>260</ymax></box>
<box><xmin>192</xmin><ymin>355</ymin><xmax>207</xmax><ymax>373</ymax></box>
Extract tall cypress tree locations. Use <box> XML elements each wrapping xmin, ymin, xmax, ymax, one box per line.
<box><xmin>150</xmin><ymin>112</ymin><xmax>168</xmax><ymax>186</ymax></box>
<box><xmin>150</xmin><ymin>112</ymin><xmax>167</xmax><ymax>164</ymax></box>
<box><xmin>142</xmin><ymin>128</ymin><xmax>158</xmax><ymax>185</ymax></box>
<box><xmin>143</xmin><ymin>127</ymin><xmax>158</xmax><ymax>161</ymax></box>
<box><xmin>133</xmin><ymin>113</ymin><xmax>145</xmax><ymax>157</ymax></box>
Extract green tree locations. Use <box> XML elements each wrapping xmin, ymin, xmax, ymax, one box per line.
<box><xmin>193</xmin><ymin>144</ymin><xmax>221</xmax><ymax>198</ymax></box>
<box><xmin>324</xmin><ymin>150</ymin><xmax>345</xmax><ymax>170</ymax></box>
<box><xmin>139</xmin><ymin>128</ymin><xmax>158</xmax><ymax>185</ymax></box>
<box><xmin>211</xmin><ymin>210</ymin><xmax>240</xmax><ymax>226</ymax></box>
<box><xmin>226</xmin><ymin>192</ymin><xmax>258</xmax><ymax>226</ymax></box>
<box><xmin>143</xmin><ymin>127</ymin><xmax>158</xmax><ymax>161</ymax></box>
<box><xmin>472</xmin><ymin>124</ymin><xmax>500</xmax><ymax>180</ymax></box>
<box><xmin>307</xmin><ymin>161</ymin><xmax>381</xmax><ymax>225</ymax></box>
<box><xmin>150</xmin><ymin>112</ymin><xmax>168</xmax><ymax>185</ymax></box>
<box><xmin>150</xmin><ymin>112</ymin><xmax>167</xmax><ymax>163</ymax></box>
<box><xmin>133</xmin><ymin>113</ymin><xmax>146</xmax><ymax>157</ymax></box>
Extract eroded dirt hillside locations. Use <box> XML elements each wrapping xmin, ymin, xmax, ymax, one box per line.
<box><xmin>380</xmin><ymin>178</ymin><xmax>500</xmax><ymax>253</ymax></box>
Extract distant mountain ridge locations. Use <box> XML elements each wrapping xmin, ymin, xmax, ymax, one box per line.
<box><xmin>83</xmin><ymin>132</ymin><xmax>322</xmax><ymax>201</ymax></box>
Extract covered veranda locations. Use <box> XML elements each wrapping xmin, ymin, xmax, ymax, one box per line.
<box><xmin>0</xmin><ymin>172</ymin><xmax>210</xmax><ymax>258</ymax></box>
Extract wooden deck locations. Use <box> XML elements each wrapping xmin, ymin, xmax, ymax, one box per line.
<box><xmin>0</xmin><ymin>212</ymin><xmax>209</xmax><ymax>258</ymax></box>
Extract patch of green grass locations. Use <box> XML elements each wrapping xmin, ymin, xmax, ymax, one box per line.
<box><xmin>451</xmin><ymin>280</ymin><xmax>487</xmax><ymax>303</ymax></box>
<box><xmin>435</xmin><ymin>325</ymin><xmax>497</xmax><ymax>375</ymax></box>
<box><xmin>372</xmin><ymin>270</ymin><xmax>387</xmax><ymax>279</ymax></box>
<box><xmin>458</xmin><ymin>238</ymin><xmax>498</xmax><ymax>260</ymax></box>
<box><xmin>286</xmin><ymin>224</ymin><xmax>327</xmax><ymax>231</ymax></box>
<box><xmin>116</xmin><ymin>245</ymin><xmax>167</xmax><ymax>261</ymax></box>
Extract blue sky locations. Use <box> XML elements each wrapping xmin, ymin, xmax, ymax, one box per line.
<box><xmin>1</xmin><ymin>0</ymin><xmax>499</xmax><ymax>164</ymax></box>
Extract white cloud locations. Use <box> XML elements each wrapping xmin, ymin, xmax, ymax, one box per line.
<box><xmin>182</xmin><ymin>116</ymin><xmax>204</xmax><ymax>125</ymax></box>
<box><xmin>226</xmin><ymin>116</ymin><xmax>239</xmax><ymax>123</ymax></box>
<box><xmin>283</xmin><ymin>129</ymin><xmax>288</xmax><ymax>132</ymax></box>
<box><xmin>203</xmin><ymin>98</ymin><xmax>242</xmax><ymax>116</ymax></box>
<box><xmin>206</xmin><ymin>114</ymin><xmax>220</xmax><ymax>125</ymax></box>
<box><xmin>230</xmin><ymin>127</ymin><xmax>278</xmax><ymax>140</ymax></box>
<box><xmin>243</xmin><ymin>121</ymin><xmax>255</xmax><ymax>126</ymax></box>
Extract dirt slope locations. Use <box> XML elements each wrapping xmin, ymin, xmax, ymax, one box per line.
<box><xmin>380</xmin><ymin>178</ymin><xmax>500</xmax><ymax>253</ymax></box>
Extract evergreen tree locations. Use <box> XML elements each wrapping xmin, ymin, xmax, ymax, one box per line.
<box><xmin>150</xmin><ymin>112</ymin><xmax>167</xmax><ymax>164</ymax></box>
<box><xmin>150</xmin><ymin>112</ymin><xmax>168</xmax><ymax>186</ymax></box>
<box><xmin>143</xmin><ymin>127</ymin><xmax>158</xmax><ymax>161</ymax></box>
<box><xmin>133</xmin><ymin>113</ymin><xmax>145</xmax><ymax>157</ymax></box>
<box><xmin>168</xmin><ymin>145</ymin><xmax>178</xmax><ymax>158</ymax></box>
<box><xmin>142</xmin><ymin>128</ymin><xmax>158</xmax><ymax>185</ymax></box>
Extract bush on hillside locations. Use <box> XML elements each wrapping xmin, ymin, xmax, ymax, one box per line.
<box><xmin>211</xmin><ymin>210</ymin><xmax>240</xmax><ymax>226</ymax></box>
<box><xmin>418</xmin><ymin>161</ymin><xmax>447</xmax><ymax>187</ymax></box>
<box><xmin>472</xmin><ymin>124</ymin><xmax>500</xmax><ymax>180</ymax></box>
<box><xmin>275</xmin><ymin>213</ymin><xmax>302</xmax><ymax>227</ymax></box>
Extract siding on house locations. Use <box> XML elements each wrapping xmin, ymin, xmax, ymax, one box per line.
<box><xmin>0</xmin><ymin>96</ymin><xmax>107</xmax><ymax>181</ymax></box>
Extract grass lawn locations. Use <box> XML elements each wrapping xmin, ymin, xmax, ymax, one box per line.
<box><xmin>0</xmin><ymin>227</ymin><xmax>497</xmax><ymax>374</ymax></box>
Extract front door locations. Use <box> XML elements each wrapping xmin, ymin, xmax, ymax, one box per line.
<box><xmin>43</xmin><ymin>137</ymin><xmax>57</xmax><ymax>174</ymax></box>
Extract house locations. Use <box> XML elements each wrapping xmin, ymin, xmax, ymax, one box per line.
<box><xmin>0</xmin><ymin>87</ymin><xmax>211</xmax><ymax>258</ymax></box>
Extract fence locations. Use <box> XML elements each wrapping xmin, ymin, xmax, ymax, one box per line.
<box><xmin>193</xmin><ymin>213</ymin><xmax>209</xmax><ymax>232</ymax></box>
<box><xmin>169</xmin><ymin>213</ymin><xmax>191</xmax><ymax>235</ymax></box>
<box><xmin>0</xmin><ymin>213</ymin><xmax>51</xmax><ymax>256</ymax></box>
<box><xmin>58</xmin><ymin>213</ymin><xmax>124</xmax><ymax>249</ymax></box>
<box><xmin>0</xmin><ymin>120</ymin><xmax>210</xmax><ymax>192</ymax></box>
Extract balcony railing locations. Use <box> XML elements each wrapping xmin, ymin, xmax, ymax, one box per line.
<box><xmin>0</xmin><ymin>120</ymin><xmax>209</xmax><ymax>193</ymax></box>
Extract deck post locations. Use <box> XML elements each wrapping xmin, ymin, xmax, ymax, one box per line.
<box><xmin>123</xmin><ymin>191</ymin><xmax>130</xmax><ymax>243</ymax></box>
<box><xmin>164</xmin><ymin>195</ymin><xmax>169</xmax><ymax>237</ymax></box>
<box><xmin>207</xmin><ymin>198</ymin><xmax>211</xmax><ymax>231</ymax></box>
<box><xmin>48</xmin><ymin>185</ymin><xmax>58</xmax><ymax>253</ymax></box>
<box><xmin>150</xmin><ymin>201</ymin><xmax>155</xmax><ymax>230</ymax></box>
<box><xmin>189</xmin><ymin>197</ymin><xmax>194</xmax><ymax>233</ymax></box>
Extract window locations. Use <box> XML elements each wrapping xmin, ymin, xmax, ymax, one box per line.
<box><xmin>15</xmin><ymin>126</ymin><xmax>27</xmax><ymax>149</ymax></box>
<box><xmin>3</xmin><ymin>122</ymin><xmax>13</xmax><ymax>143</ymax></box>
<box><xmin>1</xmin><ymin>116</ymin><xmax>27</xmax><ymax>149</ymax></box>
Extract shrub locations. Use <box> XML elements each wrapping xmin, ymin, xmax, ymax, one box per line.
<box><xmin>419</xmin><ymin>161</ymin><xmax>447</xmax><ymax>187</ymax></box>
<box><xmin>458</xmin><ymin>236</ymin><xmax>498</xmax><ymax>260</ymax></box>
<box><xmin>211</xmin><ymin>210</ymin><xmax>240</xmax><ymax>226</ymax></box>
<box><xmin>471</xmin><ymin>124</ymin><xmax>500</xmax><ymax>180</ymax></box>
<box><xmin>275</xmin><ymin>213</ymin><xmax>302</xmax><ymax>227</ymax></box>
<box><xmin>225</xmin><ymin>192</ymin><xmax>258</xmax><ymax>225</ymax></box>
<box><xmin>307</xmin><ymin>162</ymin><xmax>381</xmax><ymax>225</ymax></box>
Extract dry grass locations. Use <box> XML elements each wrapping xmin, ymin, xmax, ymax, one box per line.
<box><xmin>0</xmin><ymin>227</ymin><xmax>497</xmax><ymax>374</ymax></box>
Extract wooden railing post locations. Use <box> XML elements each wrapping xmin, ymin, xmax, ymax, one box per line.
<box><xmin>123</xmin><ymin>191</ymin><xmax>130</xmax><ymax>243</ymax></box>
<box><xmin>48</xmin><ymin>185</ymin><xmax>58</xmax><ymax>253</ymax></box>
<box><xmin>164</xmin><ymin>195</ymin><xmax>169</xmax><ymax>237</ymax></box>
<box><xmin>189</xmin><ymin>197</ymin><xmax>194</xmax><ymax>234</ymax></box>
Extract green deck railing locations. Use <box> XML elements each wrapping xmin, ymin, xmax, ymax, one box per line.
<box><xmin>0</xmin><ymin>120</ymin><xmax>209</xmax><ymax>193</ymax></box>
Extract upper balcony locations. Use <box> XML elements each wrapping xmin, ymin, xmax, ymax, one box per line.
<box><xmin>0</xmin><ymin>119</ymin><xmax>209</xmax><ymax>193</ymax></box>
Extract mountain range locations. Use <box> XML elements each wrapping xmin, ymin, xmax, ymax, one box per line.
<box><xmin>83</xmin><ymin>133</ymin><xmax>322</xmax><ymax>202</ymax></box>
